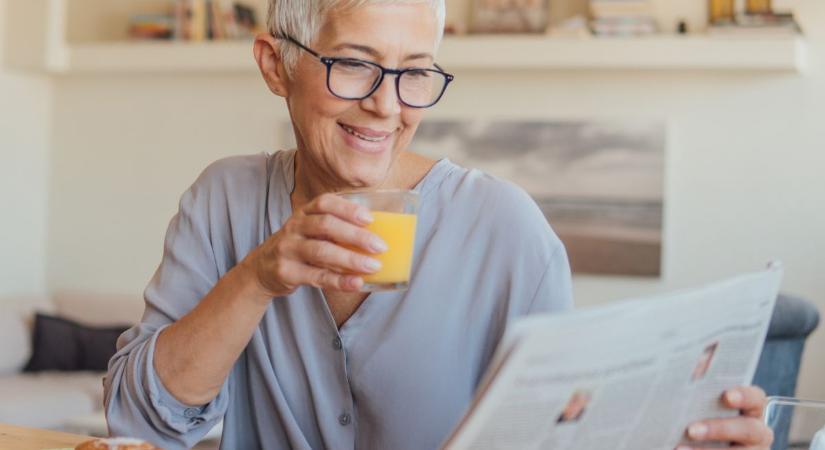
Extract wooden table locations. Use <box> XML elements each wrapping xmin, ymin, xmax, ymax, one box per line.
<box><xmin>0</xmin><ymin>423</ymin><xmax>89</xmax><ymax>450</ymax></box>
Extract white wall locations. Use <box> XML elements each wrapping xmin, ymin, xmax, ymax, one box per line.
<box><xmin>48</xmin><ymin>74</ymin><xmax>281</xmax><ymax>294</ymax></box>
<box><xmin>31</xmin><ymin>0</ymin><xmax>825</xmax><ymax>424</ymax></box>
<box><xmin>0</xmin><ymin>0</ymin><xmax>52</xmax><ymax>298</ymax></box>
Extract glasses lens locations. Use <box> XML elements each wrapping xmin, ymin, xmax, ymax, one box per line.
<box><xmin>399</xmin><ymin>69</ymin><xmax>448</xmax><ymax>107</ymax></box>
<box><xmin>329</xmin><ymin>59</ymin><xmax>382</xmax><ymax>99</ymax></box>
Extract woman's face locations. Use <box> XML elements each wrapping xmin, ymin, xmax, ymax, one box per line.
<box><xmin>285</xmin><ymin>3</ymin><xmax>439</xmax><ymax>189</ymax></box>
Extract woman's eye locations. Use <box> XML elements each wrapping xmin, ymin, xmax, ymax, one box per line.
<box><xmin>338</xmin><ymin>60</ymin><xmax>370</xmax><ymax>70</ymax></box>
<box><xmin>406</xmin><ymin>69</ymin><xmax>431</xmax><ymax>78</ymax></box>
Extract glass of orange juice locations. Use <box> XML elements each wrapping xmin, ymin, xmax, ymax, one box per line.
<box><xmin>338</xmin><ymin>190</ymin><xmax>419</xmax><ymax>292</ymax></box>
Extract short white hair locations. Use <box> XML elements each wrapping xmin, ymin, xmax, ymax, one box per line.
<box><xmin>267</xmin><ymin>0</ymin><xmax>446</xmax><ymax>75</ymax></box>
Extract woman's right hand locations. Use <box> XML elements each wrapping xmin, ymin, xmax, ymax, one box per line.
<box><xmin>239</xmin><ymin>193</ymin><xmax>388</xmax><ymax>299</ymax></box>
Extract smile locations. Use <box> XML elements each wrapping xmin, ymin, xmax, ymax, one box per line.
<box><xmin>339</xmin><ymin>123</ymin><xmax>392</xmax><ymax>143</ymax></box>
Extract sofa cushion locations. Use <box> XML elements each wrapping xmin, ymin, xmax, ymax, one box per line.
<box><xmin>766</xmin><ymin>293</ymin><xmax>820</xmax><ymax>339</ymax></box>
<box><xmin>0</xmin><ymin>371</ymin><xmax>104</xmax><ymax>429</ymax></box>
<box><xmin>23</xmin><ymin>314</ymin><xmax>129</xmax><ymax>372</ymax></box>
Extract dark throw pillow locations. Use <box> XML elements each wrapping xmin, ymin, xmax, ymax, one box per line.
<box><xmin>23</xmin><ymin>313</ymin><xmax>130</xmax><ymax>372</ymax></box>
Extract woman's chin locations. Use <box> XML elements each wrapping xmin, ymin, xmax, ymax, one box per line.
<box><xmin>341</xmin><ymin>170</ymin><xmax>389</xmax><ymax>191</ymax></box>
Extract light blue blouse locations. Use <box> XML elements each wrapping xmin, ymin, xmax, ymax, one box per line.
<box><xmin>104</xmin><ymin>149</ymin><xmax>573</xmax><ymax>450</ymax></box>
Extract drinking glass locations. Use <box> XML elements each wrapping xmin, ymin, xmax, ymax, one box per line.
<box><xmin>337</xmin><ymin>190</ymin><xmax>419</xmax><ymax>292</ymax></box>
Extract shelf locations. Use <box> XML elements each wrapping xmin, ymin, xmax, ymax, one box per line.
<box><xmin>45</xmin><ymin>35</ymin><xmax>807</xmax><ymax>75</ymax></box>
<box><xmin>439</xmin><ymin>35</ymin><xmax>807</xmax><ymax>72</ymax></box>
<box><xmin>48</xmin><ymin>41</ymin><xmax>258</xmax><ymax>74</ymax></box>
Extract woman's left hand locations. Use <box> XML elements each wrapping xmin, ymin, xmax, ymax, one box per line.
<box><xmin>678</xmin><ymin>386</ymin><xmax>773</xmax><ymax>450</ymax></box>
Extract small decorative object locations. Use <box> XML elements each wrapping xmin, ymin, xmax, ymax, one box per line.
<box><xmin>470</xmin><ymin>0</ymin><xmax>550</xmax><ymax>34</ymax></box>
<box><xmin>708</xmin><ymin>0</ymin><xmax>735</xmax><ymax>25</ymax></box>
<box><xmin>746</xmin><ymin>0</ymin><xmax>772</xmax><ymax>15</ymax></box>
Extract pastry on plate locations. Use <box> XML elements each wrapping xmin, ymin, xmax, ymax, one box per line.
<box><xmin>75</xmin><ymin>437</ymin><xmax>162</xmax><ymax>450</ymax></box>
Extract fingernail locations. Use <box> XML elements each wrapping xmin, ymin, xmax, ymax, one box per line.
<box><xmin>370</xmin><ymin>238</ymin><xmax>388</xmax><ymax>253</ymax></box>
<box><xmin>357</xmin><ymin>209</ymin><xmax>374</xmax><ymax>224</ymax></box>
<box><xmin>726</xmin><ymin>390</ymin><xmax>743</xmax><ymax>405</ymax></box>
<box><xmin>688</xmin><ymin>423</ymin><xmax>707</xmax><ymax>439</ymax></box>
<box><xmin>363</xmin><ymin>258</ymin><xmax>382</xmax><ymax>272</ymax></box>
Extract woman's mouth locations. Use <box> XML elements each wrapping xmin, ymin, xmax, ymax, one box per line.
<box><xmin>340</xmin><ymin>124</ymin><xmax>388</xmax><ymax>142</ymax></box>
<box><xmin>338</xmin><ymin>122</ymin><xmax>395</xmax><ymax>154</ymax></box>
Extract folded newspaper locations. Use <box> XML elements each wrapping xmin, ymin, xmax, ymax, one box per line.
<box><xmin>443</xmin><ymin>263</ymin><xmax>783</xmax><ymax>450</ymax></box>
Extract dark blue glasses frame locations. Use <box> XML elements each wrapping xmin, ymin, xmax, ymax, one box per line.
<box><xmin>273</xmin><ymin>33</ymin><xmax>455</xmax><ymax>108</ymax></box>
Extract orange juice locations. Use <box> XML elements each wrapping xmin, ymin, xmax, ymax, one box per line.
<box><xmin>362</xmin><ymin>211</ymin><xmax>417</xmax><ymax>285</ymax></box>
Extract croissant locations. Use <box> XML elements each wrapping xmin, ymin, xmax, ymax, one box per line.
<box><xmin>75</xmin><ymin>437</ymin><xmax>162</xmax><ymax>450</ymax></box>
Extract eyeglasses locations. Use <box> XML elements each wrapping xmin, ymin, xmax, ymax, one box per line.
<box><xmin>273</xmin><ymin>34</ymin><xmax>455</xmax><ymax>109</ymax></box>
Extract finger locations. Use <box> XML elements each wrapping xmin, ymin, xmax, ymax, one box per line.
<box><xmin>722</xmin><ymin>386</ymin><xmax>767</xmax><ymax>418</ymax></box>
<box><xmin>685</xmin><ymin>417</ymin><xmax>772</xmax><ymax>447</ymax></box>
<box><xmin>298</xmin><ymin>239</ymin><xmax>382</xmax><ymax>274</ymax></box>
<box><xmin>303</xmin><ymin>193</ymin><xmax>373</xmax><ymax>226</ymax></box>
<box><xmin>300</xmin><ymin>214</ymin><xmax>387</xmax><ymax>254</ymax></box>
<box><xmin>264</xmin><ymin>257</ymin><xmax>363</xmax><ymax>293</ymax></box>
<box><xmin>259</xmin><ymin>258</ymin><xmax>306</xmax><ymax>293</ymax></box>
<box><xmin>301</xmin><ymin>264</ymin><xmax>364</xmax><ymax>292</ymax></box>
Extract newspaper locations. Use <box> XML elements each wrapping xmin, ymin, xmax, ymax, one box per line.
<box><xmin>813</xmin><ymin>429</ymin><xmax>825</xmax><ymax>450</ymax></box>
<box><xmin>443</xmin><ymin>263</ymin><xmax>783</xmax><ymax>450</ymax></box>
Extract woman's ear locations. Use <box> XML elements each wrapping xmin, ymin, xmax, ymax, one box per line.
<box><xmin>254</xmin><ymin>32</ymin><xmax>290</xmax><ymax>97</ymax></box>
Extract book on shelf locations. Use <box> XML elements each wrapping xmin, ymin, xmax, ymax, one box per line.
<box><xmin>547</xmin><ymin>15</ymin><xmax>593</xmax><ymax>39</ymax></box>
<box><xmin>708</xmin><ymin>12</ymin><xmax>802</xmax><ymax>37</ymax></box>
<box><xmin>129</xmin><ymin>0</ymin><xmax>261</xmax><ymax>41</ymax></box>
<box><xmin>129</xmin><ymin>14</ymin><xmax>176</xmax><ymax>40</ymax></box>
<box><xmin>589</xmin><ymin>0</ymin><xmax>658</xmax><ymax>37</ymax></box>
<box><xmin>189</xmin><ymin>0</ymin><xmax>207</xmax><ymax>41</ymax></box>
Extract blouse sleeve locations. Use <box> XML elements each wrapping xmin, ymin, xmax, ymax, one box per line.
<box><xmin>525</xmin><ymin>244</ymin><xmax>574</xmax><ymax>315</ymax></box>
<box><xmin>476</xmin><ymin>175</ymin><xmax>575</xmax><ymax>383</ymax></box>
<box><xmin>103</xmin><ymin>162</ymin><xmax>236</xmax><ymax>449</ymax></box>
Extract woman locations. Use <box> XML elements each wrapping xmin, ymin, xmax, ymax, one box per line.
<box><xmin>104</xmin><ymin>1</ymin><xmax>774</xmax><ymax>449</ymax></box>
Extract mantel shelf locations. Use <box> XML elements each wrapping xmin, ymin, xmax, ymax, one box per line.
<box><xmin>46</xmin><ymin>35</ymin><xmax>807</xmax><ymax>74</ymax></box>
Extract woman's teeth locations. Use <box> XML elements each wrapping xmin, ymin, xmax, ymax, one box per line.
<box><xmin>341</xmin><ymin>124</ymin><xmax>387</xmax><ymax>142</ymax></box>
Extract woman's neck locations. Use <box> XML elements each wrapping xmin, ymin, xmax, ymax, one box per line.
<box><xmin>290</xmin><ymin>151</ymin><xmax>345</xmax><ymax>210</ymax></box>
<box><xmin>290</xmin><ymin>149</ymin><xmax>436</xmax><ymax>212</ymax></box>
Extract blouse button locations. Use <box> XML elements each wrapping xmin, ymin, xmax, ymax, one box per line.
<box><xmin>338</xmin><ymin>413</ymin><xmax>351</xmax><ymax>426</ymax></box>
<box><xmin>332</xmin><ymin>336</ymin><xmax>343</xmax><ymax>351</ymax></box>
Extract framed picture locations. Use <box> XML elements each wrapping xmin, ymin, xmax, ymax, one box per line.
<box><xmin>410</xmin><ymin>119</ymin><xmax>666</xmax><ymax>277</ymax></box>
<box><xmin>470</xmin><ymin>0</ymin><xmax>550</xmax><ymax>34</ymax></box>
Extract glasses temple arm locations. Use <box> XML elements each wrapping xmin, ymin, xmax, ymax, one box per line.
<box><xmin>271</xmin><ymin>33</ymin><xmax>322</xmax><ymax>59</ymax></box>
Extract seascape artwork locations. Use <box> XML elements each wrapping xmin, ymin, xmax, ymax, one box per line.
<box><xmin>410</xmin><ymin>120</ymin><xmax>665</xmax><ymax>277</ymax></box>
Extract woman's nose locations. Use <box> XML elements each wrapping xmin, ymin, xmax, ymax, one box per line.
<box><xmin>361</xmin><ymin>75</ymin><xmax>402</xmax><ymax>117</ymax></box>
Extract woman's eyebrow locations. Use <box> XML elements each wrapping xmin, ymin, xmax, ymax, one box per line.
<box><xmin>332</xmin><ymin>43</ymin><xmax>433</xmax><ymax>62</ymax></box>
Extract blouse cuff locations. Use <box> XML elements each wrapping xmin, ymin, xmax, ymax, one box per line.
<box><xmin>142</xmin><ymin>325</ymin><xmax>227</xmax><ymax>434</ymax></box>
